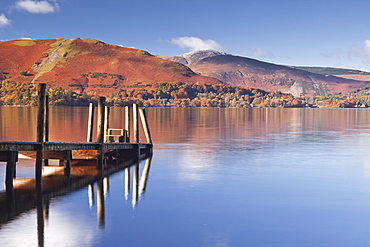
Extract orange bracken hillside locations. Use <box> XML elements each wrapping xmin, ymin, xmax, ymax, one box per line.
<box><xmin>0</xmin><ymin>38</ymin><xmax>221</xmax><ymax>95</ymax></box>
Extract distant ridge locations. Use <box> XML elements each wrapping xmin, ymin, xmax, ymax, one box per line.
<box><xmin>162</xmin><ymin>51</ymin><xmax>370</xmax><ymax>97</ymax></box>
<box><xmin>293</xmin><ymin>66</ymin><xmax>370</xmax><ymax>76</ymax></box>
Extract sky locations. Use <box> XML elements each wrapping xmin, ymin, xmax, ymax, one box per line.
<box><xmin>1</xmin><ymin>0</ymin><xmax>370</xmax><ymax>71</ymax></box>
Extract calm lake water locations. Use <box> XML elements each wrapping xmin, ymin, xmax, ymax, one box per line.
<box><xmin>1</xmin><ymin>107</ymin><xmax>370</xmax><ymax>247</ymax></box>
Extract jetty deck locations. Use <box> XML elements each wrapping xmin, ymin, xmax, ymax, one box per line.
<box><xmin>0</xmin><ymin>84</ymin><xmax>153</xmax><ymax>226</ymax></box>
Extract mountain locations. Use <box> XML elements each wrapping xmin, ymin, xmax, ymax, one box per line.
<box><xmin>0</xmin><ymin>38</ymin><xmax>221</xmax><ymax>96</ymax></box>
<box><xmin>162</xmin><ymin>50</ymin><xmax>370</xmax><ymax>97</ymax></box>
<box><xmin>159</xmin><ymin>50</ymin><xmax>226</xmax><ymax>65</ymax></box>
<box><xmin>293</xmin><ymin>66</ymin><xmax>370</xmax><ymax>82</ymax></box>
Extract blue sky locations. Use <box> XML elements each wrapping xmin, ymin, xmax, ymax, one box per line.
<box><xmin>1</xmin><ymin>0</ymin><xmax>370</xmax><ymax>71</ymax></box>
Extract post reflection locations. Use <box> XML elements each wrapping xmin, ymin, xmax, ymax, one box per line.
<box><xmin>36</xmin><ymin>194</ymin><xmax>50</xmax><ymax>247</ymax></box>
<box><xmin>132</xmin><ymin>163</ymin><xmax>139</xmax><ymax>208</ymax></box>
<box><xmin>0</xmin><ymin>156</ymin><xmax>153</xmax><ymax>245</ymax></box>
<box><xmin>124</xmin><ymin>167</ymin><xmax>130</xmax><ymax>200</ymax></box>
<box><xmin>97</xmin><ymin>178</ymin><xmax>105</xmax><ymax>228</ymax></box>
<box><xmin>139</xmin><ymin>157</ymin><xmax>152</xmax><ymax>195</ymax></box>
<box><xmin>88</xmin><ymin>183</ymin><xmax>95</xmax><ymax>209</ymax></box>
<box><xmin>103</xmin><ymin>177</ymin><xmax>109</xmax><ymax>196</ymax></box>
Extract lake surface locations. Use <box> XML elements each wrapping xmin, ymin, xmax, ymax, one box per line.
<box><xmin>1</xmin><ymin>107</ymin><xmax>370</xmax><ymax>247</ymax></box>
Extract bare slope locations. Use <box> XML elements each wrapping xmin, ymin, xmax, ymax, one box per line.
<box><xmin>0</xmin><ymin>39</ymin><xmax>221</xmax><ymax>95</ymax></box>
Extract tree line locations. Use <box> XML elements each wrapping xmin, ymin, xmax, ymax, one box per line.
<box><xmin>2</xmin><ymin>80</ymin><xmax>370</xmax><ymax>108</ymax></box>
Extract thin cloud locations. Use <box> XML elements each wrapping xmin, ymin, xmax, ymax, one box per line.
<box><xmin>320</xmin><ymin>49</ymin><xmax>345</xmax><ymax>59</ymax></box>
<box><xmin>15</xmin><ymin>0</ymin><xmax>59</xmax><ymax>14</ymax></box>
<box><xmin>252</xmin><ymin>48</ymin><xmax>274</xmax><ymax>59</ymax></box>
<box><xmin>170</xmin><ymin>37</ymin><xmax>224</xmax><ymax>52</ymax></box>
<box><xmin>350</xmin><ymin>40</ymin><xmax>370</xmax><ymax>59</ymax></box>
<box><xmin>0</xmin><ymin>14</ymin><xmax>11</xmax><ymax>27</ymax></box>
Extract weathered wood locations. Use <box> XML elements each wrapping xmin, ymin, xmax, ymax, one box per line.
<box><xmin>97</xmin><ymin>97</ymin><xmax>106</xmax><ymax>143</ymax></box>
<box><xmin>63</xmin><ymin>150</ymin><xmax>72</xmax><ymax>178</ymax></box>
<box><xmin>5</xmin><ymin>151</ymin><xmax>18</xmax><ymax>192</ymax></box>
<box><xmin>87</xmin><ymin>103</ymin><xmax>94</xmax><ymax>142</ymax></box>
<box><xmin>43</xmin><ymin>95</ymin><xmax>50</xmax><ymax>166</ymax></box>
<box><xmin>139</xmin><ymin>108</ymin><xmax>152</xmax><ymax>144</ymax></box>
<box><xmin>36</xmin><ymin>83</ymin><xmax>47</xmax><ymax>192</ymax></box>
<box><xmin>125</xmin><ymin>106</ymin><xmax>131</xmax><ymax>143</ymax></box>
<box><xmin>96</xmin><ymin>97</ymin><xmax>106</xmax><ymax>172</ymax></box>
<box><xmin>0</xmin><ymin>141</ymin><xmax>150</xmax><ymax>152</ymax></box>
<box><xmin>44</xmin><ymin>95</ymin><xmax>49</xmax><ymax>143</ymax></box>
<box><xmin>37</xmin><ymin>84</ymin><xmax>47</xmax><ymax>143</ymax></box>
<box><xmin>133</xmin><ymin>104</ymin><xmax>139</xmax><ymax>143</ymax></box>
<box><xmin>104</xmin><ymin>106</ymin><xmax>110</xmax><ymax>142</ymax></box>
<box><xmin>0</xmin><ymin>142</ymin><xmax>40</xmax><ymax>151</ymax></box>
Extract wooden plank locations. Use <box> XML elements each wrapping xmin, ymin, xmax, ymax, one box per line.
<box><xmin>0</xmin><ymin>151</ymin><xmax>19</xmax><ymax>162</ymax></box>
<box><xmin>0</xmin><ymin>142</ymin><xmax>40</xmax><ymax>151</ymax></box>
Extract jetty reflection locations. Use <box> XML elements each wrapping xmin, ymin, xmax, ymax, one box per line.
<box><xmin>1</xmin><ymin>156</ymin><xmax>152</xmax><ymax>246</ymax></box>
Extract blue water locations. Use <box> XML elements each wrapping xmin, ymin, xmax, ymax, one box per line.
<box><xmin>1</xmin><ymin>108</ymin><xmax>370</xmax><ymax>246</ymax></box>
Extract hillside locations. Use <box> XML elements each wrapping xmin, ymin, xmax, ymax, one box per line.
<box><xmin>293</xmin><ymin>66</ymin><xmax>370</xmax><ymax>82</ymax></box>
<box><xmin>162</xmin><ymin>51</ymin><xmax>370</xmax><ymax>97</ymax></box>
<box><xmin>0</xmin><ymin>38</ymin><xmax>222</xmax><ymax>96</ymax></box>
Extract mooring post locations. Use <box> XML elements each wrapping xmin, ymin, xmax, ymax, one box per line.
<box><xmin>96</xmin><ymin>97</ymin><xmax>105</xmax><ymax>172</ymax></box>
<box><xmin>125</xmin><ymin>106</ymin><xmax>131</xmax><ymax>143</ymax></box>
<box><xmin>43</xmin><ymin>95</ymin><xmax>49</xmax><ymax>166</ymax></box>
<box><xmin>139</xmin><ymin>108</ymin><xmax>152</xmax><ymax>144</ymax></box>
<box><xmin>87</xmin><ymin>103</ymin><xmax>94</xmax><ymax>142</ymax></box>
<box><xmin>133</xmin><ymin>104</ymin><xmax>139</xmax><ymax>143</ymax></box>
<box><xmin>36</xmin><ymin>83</ymin><xmax>47</xmax><ymax>192</ymax></box>
<box><xmin>103</xmin><ymin>106</ymin><xmax>110</xmax><ymax>142</ymax></box>
<box><xmin>5</xmin><ymin>151</ymin><xmax>18</xmax><ymax>192</ymax></box>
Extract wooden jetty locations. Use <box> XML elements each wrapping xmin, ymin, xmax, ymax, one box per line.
<box><xmin>0</xmin><ymin>83</ymin><xmax>153</xmax><ymax>226</ymax></box>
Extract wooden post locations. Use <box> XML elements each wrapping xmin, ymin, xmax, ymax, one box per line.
<box><xmin>64</xmin><ymin>150</ymin><xmax>72</xmax><ymax>179</ymax></box>
<box><xmin>86</xmin><ymin>103</ymin><xmax>94</xmax><ymax>142</ymax></box>
<box><xmin>125</xmin><ymin>106</ymin><xmax>130</xmax><ymax>143</ymax></box>
<box><xmin>139</xmin><ymin>108</ymin><xmax>152</xmax><ymax>144</ymax></box>
<box><xmin>44</xmin><ymin>95</ymin><xmax>49</xmax><ymax>143</ymax></box>
<box><xmin>97</xmin><ymin>97</ymin><xmax>105</xmax><ymax>143</ymax></box>
<box><xmin>104</xmin><ymin>106</ymin><xmax>110</xmax><ymax>142</ymax></box>
<box><xmin>43</xmin><ymin>95</ymin><xmax>49</xmax><ymax>166</ymax></box>
<box><xmin>5</xmin><ymin>151</ymin><xmax>18</xmax><ymax>192</ymax></box>
<box><xmin>133</xmin><ymin>104</ymin><xmax>139</xmax><ymax>143</ymax></box>
<box><xmin>96</xmin><ymin>97</ymin><xmax>105</xmax><ymax>172</ymax></box>
<box><xmin>36</xmin><ymin>83</ymin><xmax>47</xmax><ymax>192</ymax></box>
